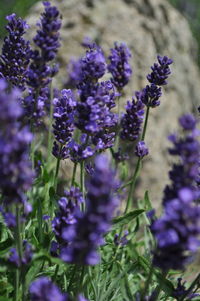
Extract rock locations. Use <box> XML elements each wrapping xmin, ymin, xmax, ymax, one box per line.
<box><xmin>26</xmin><ymin>0</ymin><xmax>200</xmax><ymax>206</ymax></box>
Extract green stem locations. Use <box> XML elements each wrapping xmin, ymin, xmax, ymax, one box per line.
<box><xmin>31</xmin><ymin>133</ymin><xmax>35</xmax><ymax>171</ymax></box>
<box><xmin>80</xmin><ymin>161</ymin><xmax>85</xmax><ymax>211</ymax></box>
<box><xmin>124</xmin><ymin>106</ymin><xmax>150</xmax><ymax>214</ymax></box>
<box><xmin>37</xmin><ymin>198</ymin><xmax>43</xmax><ymax>244</ymax></box>
<box><xmin>142</xmin><ymin>263</ymin><xmax>154</xmax><ymax>299</ymax></box>
<box><xmin>71</xmin><ymin>163</ymin><xmax>77</xmax><ymax>186</ymax></box>
<box><xmin>47</xmin><ymin>84</ymin><xmax>53</xmax><ymax>163</ymax></box>
<box><xmin>16</xmin><ymin>206</ymin><xmax>23</xmax><ymax>262</ymax></box>
<box><xmin>54</xmin><ymin>157</ymin><xmax>61</xmax><ymax>189</ymax></box>
<box><xmin>14</xmin><ymin>269</ymin><xmax>19</xmax><ymax>301</ymax></box>
<box><xmin>141</xmin><ymin>106</ymin><xmax>150</xmax><ymax>141</ymax></box>
<box><xmin>15</xmin><ymin>206</ymin><xmax>23</xmax><ymax>301</ymax></box>
<box><xmin>124</xmin><ymin>158</ymin><xmax>142</xmax><ymax>214</ymax></box>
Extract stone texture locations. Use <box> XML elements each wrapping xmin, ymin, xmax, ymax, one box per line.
<box><xmin>26</xmin><ymin>0</ymin><xmax>200</xmax><ymax>206</ymax></box>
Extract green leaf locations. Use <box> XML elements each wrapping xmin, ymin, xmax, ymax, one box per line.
<box><xmin>155</xmin><ymin>270</ymin><xmax>175</xmax><ymax>296</ymax></box>
<box><xmin>144</xmin><ymin>190</ymin><xmax>152</xmax><ymax>210</ymax></box>
<box><xmin>0</xmin><ymin>238</ymin><xmax>13</xmax><ymax>252</ymax></box>
<box><xmin>112</xmin><ymin>209</ymin><xmax>145</xmax><ymax>229</ymax></box>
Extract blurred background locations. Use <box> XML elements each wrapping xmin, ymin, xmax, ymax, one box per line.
<box><xmin>0</xmin><ymin>0</ymin><xmax>200</xmax><ymax>64</ymax></box>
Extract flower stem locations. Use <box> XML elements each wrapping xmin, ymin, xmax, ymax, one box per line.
<box><xmin>141</xmin><ymin>106</ymin><xmax>150</xmax><ymax>141</ymax></box>
<box><xmin>15</xmin><ymin>206</ymin><xmax>23</xmax><ymax>301</ymax></box>
<box><xmin>80</xmin><ymin>161</ymin><xmax>85</xmax><ymax>211</ymax></box>
<box><xmin>71</xmin><ymin>163</ymin><xmax>77</xmax><ymax>186</ymax></box>
<box><xmin>142</xmin><ymin>263</ymin><xmax>154</xmax><ymax>299</ymax></box>
<box><xmin>124</xmin><ymin>106</ymin><xmax>150</xmax><ymax>214</ymax></box>
<box><xmin>47</xmin><ymin>83</ymin><xmax>53</xmax><ymax>164</ymax></box>
<box><xmin>124</xmin><ymin>158</ymin><xmax>142</xmax><ymax>214</ymax></box>
<box><xmin>54</xmin><ymin>157</ymin><xmax>61</xmax><ymax>189</ymax></box>
<box><xmin>14</xmin><ymin>269</ymin><xmax>19</xmax><ymax>301</ymax></box>
<box><xmin>37</xmin><ymin>198</ymin><xmax>43</xmax><ymax>244</ymax></box>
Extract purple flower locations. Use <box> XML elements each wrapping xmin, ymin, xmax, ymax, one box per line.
<box><xmin>68</xmin><ymin>139</ymin><xmax>94</xmax><ymax>163</ymax></box>
<box><xmin>25</xmin><ymin>2</ymin><xmax>61</xmax><ymax>125</ymax></box>
<box><xmin>61</xmin><ymin>155</ymin><xmax>119</xmax><ymax>265</ymax></box>
<box><xmin>0</xmin><ymin>13</ymin><xmax>31</xmax><ymax>90</ymax></box>
<box><xmin>75</xmin><ymin>81</ymin><xmax>118</xmax><ymax>135</ymax></box>
<box><xmin>52</xmin><ymin>89</ymin><xmax>76</xmax><ymax>159</ymax></box>
<box><xmin>112</xmin><ymin>148</ymin><xmax>129</xmax><ymax>163</ymax></box>
<box><xmin>33</xmin><ymin>2</ymin><xmax>61</xmax><ymax>62</ymax></box>
<box><xmin>120</xmin><ymin>94</ymin><xmax>145</xmax><ymax>141</ymax></box>
<box><xmin>147</xmin><ymin>55</ymin><xmax>173</xmax><ymax>86</ymax></box>
<box><xmin>0</xmin><ymin>80</ymin><xmax>34</xmax><ymax>204</ymax></box>
<box><xmin>80</xmin><ymin>43</ymin><xmax>106</xmax><ymax>82</ymax></box>
<box><xmin>151</xmin><ymin>114</ymin><xmax>200</xmax><ymax>271</ymax></box>
<box><xmin>29</xmin><ymin>277</ymin><xmax>67</xmax><ymax>301</ymax></box>
<box><xmin>114</xmin><ymin>230</ymin><xmax>129</xmax><ymax>246</ymax></box>
<box><xmin>108</xmin><ymin>42</ymin><xmax>132</xmax><ymax>89</ymax></box>
<box><xmin>2</xmin><ymin>211</ymin><xmax>16</xmax><ymax>228</ymax></box>
<box><xmin>172</xmin><ymin>278</ymin><xmax>200</xmax><ymax>300</ymax></box>
<box><xmin>163</xmin><ymin>114</ymin><xmax>200</xmax><ymax>205</ymax></box>
<box><xmin>140</xmin><ymin>84</ymin><xmax>162</xmax><ymax>108</ymax></box>
<box><xmin>92</xmin><ymin>130</ymin><xmax>116</xmax><ymax>151</ymax></box>
<box><xmin>151</xmin><ymin>198</ymin><xmax>200</xmax><ymax>271</ymax></box>
<box><xmin>9</xmin><ymin>241</ymin><xmax>33</xmax><ymax>267</ymax></box>
<box><xmin>179</xmin><ymin>114</ymin><xmax>197</xmax><ymax>131</ymax></box>
<box><xmin>135</xmin><ymin>141</ymin><xmax>149</xmax><ymax>158</ymax></box>
<box><xmin>66</xmin><ymin>57</ymin><xmax>83</xmax><ymax>87</ymax></box>
<box><xmin>52</xmin><ymin>187</ymin><xmax>83</xmax><ymax>254</ymax></box>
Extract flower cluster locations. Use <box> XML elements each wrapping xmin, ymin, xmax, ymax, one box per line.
<box><xmin>151</xmin><ymin>114</ymin><xmax>200</xmax><ymax>271</ymax></box>
<box><xmin>75</xmin><ymin>82</ymin><xmax>118</xmax><ymax>135</ymax></box>
<box><xmin>24</xmin><ymin>1</ymin><xmax>61</xmax><ymax>125</ymax></box>
<box><xmin>29</xmin><ymin>277</ymin><xmax>67</xmax><ymax>301</ymax></box>
<box><xmin>163</xmin><ymin>114</ymin><xmax>200</xmax><ymax>205</ymax></box>
<box><xmin>151</xmin><ymin>197</ymin><xmax>200</xmax><ymax>270</ymax></box>
<box><xmin>0</xmin><ymin>13</ymin><xmax>31</xmax><ymax>90</ymax></box>
<box><xmin>0</xmin><ymin>80</ymin><xmax>33</xmax><ymax>205</ymax></box>
<box><xmin>135</xmin><ymin>141</ymin><xmax>149</xmax><ymax>158</ymax></box>
<box><xmin>120</xmin><ymin>93</ymin><xmax>145</xmax><ymax>141</ymax></box>
<box><xmin>52</xmin><ymin>187</ymin><xmax>83</xmax><ymax>254</ymax></box>
<box><xmin>52</xmin><ymin>89</ymin><xmax>76</xmax><ymax>159</ymax></box>
<box><xmin>141</xmin><ymin>55</ymin><xmax>173</xmax><ymax>108</ymax></box>
<box><xmin>147</xmin><ymin>55</ymin><xmax>173</xmax><ymax>86</ymax></box>
<box><xmin>9</xmin><ymin>241</ymin><xmax>33</xmax><ymax>267</ymax></box>
<box><xmin>60</xmin><ymin>155</ymin><xmax>119</xmax><ymax>265</ymax></box>
<box><xmin>108</xmin><ymin>42</ymin><xmax>132</xmax><ymax>89</ymax></box>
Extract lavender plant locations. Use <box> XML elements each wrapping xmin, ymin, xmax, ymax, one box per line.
<box><xmin>1</xmin><ymin>3</ymin><xmax>200</xmax><ymax>301</ymax></box>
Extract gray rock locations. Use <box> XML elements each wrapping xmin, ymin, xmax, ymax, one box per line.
<box><xmin>27</xmin><ymin>0</ymin><xmax>200</xmax><ymax>206</ymax></box>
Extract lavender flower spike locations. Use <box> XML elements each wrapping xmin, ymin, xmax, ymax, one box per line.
<box><xmin>52</xmin><ymin>187</ymin><xmax>83</xmax><ymax>255</ymax></box>
<box><xmin>52</xmin><ymin>89</ymin><xmax>76</xmax><ymax>159</ymax></box>
<box><xmin>0</xmin><ymin>13</ymin><xmax>31</xmax><ymax>90</ymax></box>
<box><xmin>147</xmin><ymin>55</ymin><xmax>173</xmax><ymax>86</ymax></box>
<box><xmin>120</xmin><ymin>93</ymin><xmax>145</xmax><ymax>141</ymax></box>
<box><xmin>61</xmin><ymin>155</ymin><xmax>119</xmax><ymax>265</ymax></box>
<box><xmin>151</xmin><ymin>113</ymin><xmax>200</xmax><ymax>271</ymax></box>
<box><xmin>151</xmin><ymin>198</ymin><xmax>200</xmax><ymax>271</ymax></box>
<box><xmin>25</xmin><ymin>1</ymin><xmax>61</xmax><ymax>125</ymax></box>
<box><xmin>108</xmin><ymin>42</ymin><xmax>132</xmax><ymax>89</ymax></box>
<box><xmin>29</xmin><ymin>277</ymin><xmax>67</xmax><ymax>301</ymax></box>
<box><xmin>135</xmin><ymin>141</ymin><xmax>149</xmax><ymax>158</ymax></box>
<box><xmin>0</xmin><ymin>79</ymin><xmax>34</xmax><ymax>204</ymax></box>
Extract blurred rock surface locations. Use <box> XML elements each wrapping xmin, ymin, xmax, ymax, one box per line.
<box><xmin>27</xmin><ymin>0</ymin><xmax>200</xmax><ymax>206</ymax></box>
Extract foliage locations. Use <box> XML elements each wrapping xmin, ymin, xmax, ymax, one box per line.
<box><xmin>0</xmin><ymin>2</ymin><xmax>200</xmax><ymax>301</ymax></box>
